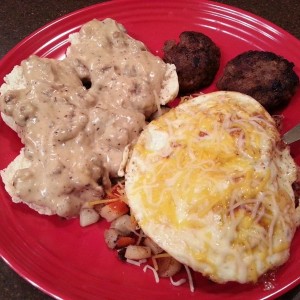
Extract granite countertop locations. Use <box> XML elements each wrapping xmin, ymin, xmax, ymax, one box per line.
<box><xmin>0</xmin><ymin>0</ymin><xmax>299</xmax><ymax>299</ymax></box>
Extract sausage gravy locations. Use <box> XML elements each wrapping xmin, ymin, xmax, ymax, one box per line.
<box><xmin>0</xmin><ymin>19</ymin><xmax>172</xmax><ymax>217</ymax></box>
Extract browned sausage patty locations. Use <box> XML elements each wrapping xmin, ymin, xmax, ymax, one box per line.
<box><xmin>163</xmin><ymin>31</ymin><xmax>220</xmax><ymax>94</ymax></box>
<box><xmin>216</xmin><ymin>51</ymin><xmax>299</xmax><ymax>111</ymax></box>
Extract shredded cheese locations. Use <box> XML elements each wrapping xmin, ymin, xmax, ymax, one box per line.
<box><xmin>134</xmin><ymin>230</ymin><xmax>145</xmax><ymax>245</ymax></box>
<box><xmin>184</xmin><ymin>265</ymin><xmax>195</xmax><ymax>293</ymax></box>
<box><xmin>126</xmin><ymin>258</ymin><xmax>147</xmax><ymax>267</ymax></box>
<box><xmin>126</xmin><ymin>258</ymin><xmax>142</xmax><ymax>267</ymax></box>
<box><xmin>143</xmin><ymin>265</ymin><xmax>160</xmax><ymax>283</ymax></box>
<box><xmin>153</xmin><ymin>253</ymin><xmax>171</xmax><ymax>259</ymax></box>
<box><xmin>151</xmin><ymin>256</ymin><xmax>158</xmax><ymax>271</ymax></box>
<box><xmin>126</xmin><ymin>92</ymin><xmax>297</xmax><ymax>284</ymax></box>
<box><xmin>170</xmin><ymin>276</ymin><xmax>187</xmax><ymax>286</ymax></box>
<box><xmin>179</xmin><ymin>92</ymin><xmax>204</xmax><ymax>104</ymax></box>
<box><xmin>88</xmin><ymin>198</ymin><xmax>119</xmax><ymax>206</ymax></box>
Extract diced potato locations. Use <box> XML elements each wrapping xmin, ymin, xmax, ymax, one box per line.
<box><xmin>100</xmin><ymin>201</ymin><xmax>129</xmax><ymax>222</ymax></box>
<box><xmin>110</xmin><ymin>214</ymin><xmax>136</xmax><ymax>235</ymax></box>
<box><xmin>143</xmin><ymin>237</ymin><xmax>164</xmax><ymax>255</ymax></box>
<box><xmin>125</xmin><ymin>245</ymin><xmax>151</xmax><ymax>260</ymax></box>
<box><xmin>104</xmin><ymin>228</ymin><xmax>120</xmax><ymax>249</ymax></box>
<box><xmin>79</xmin><ymin>208</ymin><xmax>100</xmax><ymax>227</ymax></box>
<box><xmin>157</xmin><ymin>257</ymin><xmax>182</xmax><ymax>277</ymax></box>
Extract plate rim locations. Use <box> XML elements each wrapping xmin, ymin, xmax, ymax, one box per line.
<box><xmin>0</xmin><ymin>1</ymin><xmax>299</xmax><ymax>299</ymax></box>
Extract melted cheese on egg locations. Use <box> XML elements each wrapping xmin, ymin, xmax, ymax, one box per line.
<box><xmin>125</xmin><ymin>91</ymin><xmax>297</xmax><ymax>283</ymax></box>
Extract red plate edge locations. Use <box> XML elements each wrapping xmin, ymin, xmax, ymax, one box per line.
<box><xmin>1</xmin><ymin>0</ymin><xmax>300</xmax><ymax>74</ymax></box>
<box><xmin>0</xmin><ymin>1</ymin><xmax>300</xmax><ymax>300</ymax></box>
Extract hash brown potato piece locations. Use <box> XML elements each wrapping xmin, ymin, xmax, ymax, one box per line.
<box><xmin>163</xmin><ymin>31</ymin><xmax>220</xmax><ymax>94</ymax></box>
<box><xmin>216</xmin><ymin>50</ymin><xmax>299</xmax><ymax>111</ymax></box>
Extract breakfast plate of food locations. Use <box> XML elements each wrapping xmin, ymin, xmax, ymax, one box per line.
<box><xmin>0</xmin><ymin>1</ymin><xmax>299</xmax><ymax>299</ymax></box>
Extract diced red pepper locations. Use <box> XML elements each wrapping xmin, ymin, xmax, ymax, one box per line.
<box><xmin>116</xmin><ymin>236</ymin><xmax>136</xmax><ymax>248</ymax></box>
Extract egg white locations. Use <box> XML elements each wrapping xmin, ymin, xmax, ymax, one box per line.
<box><xmin>125</xmin><ymin>91</ymin><xmax>297</xmax><ymax>283</ymax></box>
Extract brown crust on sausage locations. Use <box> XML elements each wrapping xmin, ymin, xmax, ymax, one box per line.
<box><xmin>163</xmin><ymin>31</ymin><xmax>221</xmax><ymax>94</ymax></box>
<box><xmin>217</xmin><ymin>50</ymin><xmax>299</xmax><ymax>111</ymax></box>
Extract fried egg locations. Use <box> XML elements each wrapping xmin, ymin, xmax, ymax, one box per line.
<box><xmin>125</xmin><ymin>91</ymin><xmax>298</xmax><ymax>284</ymax></box>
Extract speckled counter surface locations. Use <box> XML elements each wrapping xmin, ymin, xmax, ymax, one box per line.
<box><xmin>0</xmin><ymin>1</ymin><xmax>299</xmax><ymax>299</ymax></box>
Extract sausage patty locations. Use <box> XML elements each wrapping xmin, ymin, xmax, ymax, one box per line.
<box><xmin>163</xmin><ymin>31</ymin><xmax>221</xmax><ymax>94</ymax></box>
<box><xmin>216</xmin><ymin>51</ymin><xmax>299</xmax><ymax>111</ymax></box>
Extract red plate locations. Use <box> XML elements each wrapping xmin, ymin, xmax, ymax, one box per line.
<box><xmin>0</xmin><ymin>1</ymin><xmax>299</xmax><ymax>299</ymax></box>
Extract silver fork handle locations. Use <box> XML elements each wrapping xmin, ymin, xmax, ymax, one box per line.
<box><xmin>282</xmin><ymin>124</ymin><xmax>300</xmax><ymax>144</ymax></box>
